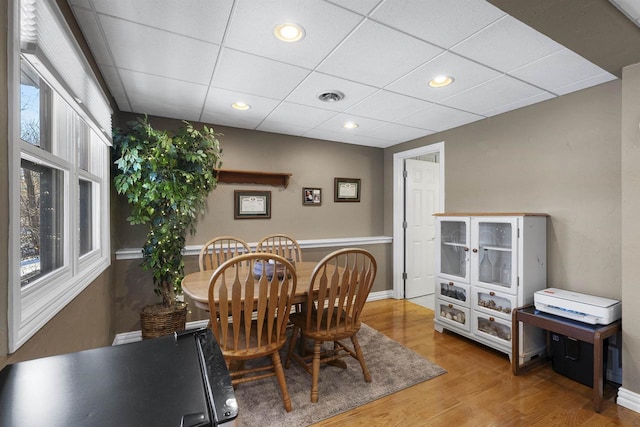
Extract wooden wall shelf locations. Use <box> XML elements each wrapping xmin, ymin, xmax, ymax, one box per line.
<box><xmin>214</xmin><ymin>169</ymin><xmax>292</xmax><ymax>188</ymax></box>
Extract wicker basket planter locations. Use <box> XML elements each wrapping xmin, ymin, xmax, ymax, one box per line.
<box><xmin>140</xmin><ymin>302</ymin><xmax>188</xmax><ymax>339</ymax></box>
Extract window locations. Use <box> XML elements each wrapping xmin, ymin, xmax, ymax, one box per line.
<box><xmin>8</xmin><ymin>0</ymin><xmax>112</xmax><ymax>352</ymax></box>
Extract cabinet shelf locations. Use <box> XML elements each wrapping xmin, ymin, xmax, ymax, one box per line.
<box><xmin>214</xmin><ymin>169</ymin><xmax>292</xmax><ymax>188</ymax></box>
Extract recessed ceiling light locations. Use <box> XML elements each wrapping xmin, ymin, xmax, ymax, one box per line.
<box><xmin>343</xmin><ymin>121</ymin><xmax>359</xmax><ymax>129</ymax></box>
<box><xmin>274</xmin><ymin>23</ymin><xmax>305</xmax><ymax>42</ymax></box>
<box><xmin>231</xmin><ymin>102</ymin><xmax>250</xmax><ymax>111</ymax></box>
<box><xmin>429</xmin><ymin>75</ymin><xmax>454</xmax><ymax>88</ymax></box>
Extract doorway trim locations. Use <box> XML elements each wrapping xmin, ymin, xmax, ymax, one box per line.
<box><xmin>392</xmin><ymin>142</ymin><xmax>445</xmax><ymax>299</ymax></box>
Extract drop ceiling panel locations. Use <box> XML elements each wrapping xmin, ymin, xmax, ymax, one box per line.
<box><xmin>361</xmin><ymin>123</ymin><xmax>435</xmax><ymax>144</ymax></box>
<box><xmin>71</xmin><ymin>7</ymin><xmax>113</xmax><ymax>66</ymax></box>
<box><xmin>99</xmin><ymin>65</ymin><xmax>129</xmax><ymax>110</ymax></box>
<box><xmin>371</xmin><ymin>0</ymin><xmax>506</xmax><ymax>48</ymax></box>
<box><xmin>211</xmin><ymin>48</ymin><xmax>310</xmax><ymax>99</ymax></box>
<box><xmin>346</xmin><ymin>90</ymin><xmax>434</xmax><ymax>121</ymax></box>
<box><xmin>451</xmin><ymin>16</ymin><xmax>564</xmax><ymax>73</ymax></box>
<box><xmin>284</xmin><ymin>72</ymin><xmax>378</xmax><ymax>111</ymax></box>
<box><xmin>397</xmin><ymin>104</ymin><xmax>483</xmax><ymax>132</ymax></box>
<box><xmin>259</xmin><ymin>102</ymin><xmax>337</xmax><ymax>129</ymax></box>
<box><xmin>440</xmin><ymin>75</ymin><xmax>548</xmax><ymax>116</ymax></box>
<box><xmin>88</xmin><ymin>0</ymin><xmax>233</xmax><ymax>44</ymax></box>
<box><xmin>386</xmin><ymin>52</ymin><xmax>502</xmax><ymax>103</ymax></box>
<box><xmin>225</xmin><ymin>0</ymin><xmax>363</xmax><ymax>69</ymax></box>
<box><xmin>325</xmin><ymin>0</ymin><xmax>382</xmax><ymax>15</ymax></box>
<box><xmin>119</xmin><ymin>69</ymin><xmax>208</xmax><ymax>121</ymax></box>
<box><xmin>317</xmin><ymin>20</ymin><xmax>443</xmax><ymax>88</ymax></box>
<box><xmin>482</xmin><ymin>92</ymin><xmax>555</xmax><ymax>117</ymax></box>
<box><xmin>99</xmin><ymin>15</ymin><xmax>219</xmax><ymax>85</ymax></box>
<box><xmin>511</xmin><ymin>49</ymin><xmax>616</xmax><ymax>94</ymax></box>
<box><xmin>201</xmin><ymin>87</ymin><xmax>280</xmax><ymax>128</ymax></box>
<box><xmin>313</xmin><ymin>113</ymin><xmax>386</xmax><ymax>135</ymax></box>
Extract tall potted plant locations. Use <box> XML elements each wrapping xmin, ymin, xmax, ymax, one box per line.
<box><xmin>112</xmin><ymin>116</ymin><xmax>222</xmax><ymax>338</ymax></box>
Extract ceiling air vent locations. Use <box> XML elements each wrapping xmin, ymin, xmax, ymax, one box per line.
<box><xmin>317</xmin><ymin>90</ymin><xmax>345</xmax><ymax>103</ymax></box>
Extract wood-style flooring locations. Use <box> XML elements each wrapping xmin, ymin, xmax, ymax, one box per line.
<box><xmin>313</xmin><ymin>299</ymin><xmax>640</xmax><ymax>426</ymax></box>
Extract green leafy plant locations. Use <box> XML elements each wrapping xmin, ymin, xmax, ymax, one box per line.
<box><xmin>113</xmin><ymin>116</ymin><xmax>222</xmax><ymax>307</ymax></box>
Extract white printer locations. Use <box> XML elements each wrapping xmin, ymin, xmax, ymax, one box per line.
<box><xmin>534</xmin><ymin>288</ymin><xmax>621</xmax><ymax>325</ymax></box>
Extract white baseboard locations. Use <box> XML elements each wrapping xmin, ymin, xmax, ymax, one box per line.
<box><xmin>112</xmin><ymin>291</ymin><xmax>392</xmax><ymax>345</ymax></box>
<box><xmin>618</xmin><ymin>387</ymin><xmax>640</xmax><ymax>414</ymax></box>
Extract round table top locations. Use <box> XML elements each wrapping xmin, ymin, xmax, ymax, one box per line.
<box><xmin>182</xmin><ymin>261</ymin><xmax>320</xmax><ymax>310</ymax></box>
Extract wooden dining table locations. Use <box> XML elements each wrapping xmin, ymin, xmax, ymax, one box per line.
<box><xmin>182</xmin><ymin>261</ymin><xmax>322</xmax><ymax>311</ymax></box>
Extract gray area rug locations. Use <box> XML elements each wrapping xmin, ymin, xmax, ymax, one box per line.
<box><xmin>232</xmin><ymin>323</ymin><xmax>447</xmax><ymax>426</ymax></box>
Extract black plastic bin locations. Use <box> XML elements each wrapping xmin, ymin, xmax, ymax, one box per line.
<box><xmin>550</xmin><ymin>332</ymin><xmax>607</xmax><ymax>388</ymax></box>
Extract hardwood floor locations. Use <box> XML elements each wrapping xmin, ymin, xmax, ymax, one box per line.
<box><xmin>313</xmin><ymin>299</ymin><xmax>640</xmax><ymax>426</ymax></box>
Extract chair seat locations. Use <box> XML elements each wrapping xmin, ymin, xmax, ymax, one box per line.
<box><xmin>289</xmin><ymin>309</ymin><xmax>361</xmax><ymax>342</ymax></box>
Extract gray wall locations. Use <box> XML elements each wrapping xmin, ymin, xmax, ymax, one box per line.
<box><xmin>385</xmin><ymin>81</ymin><xmax>622</xmax><ymax>299</ymax></box>
<box><xmin>621</xmin><ymin>62</ymin><xmax>640</xmax><ymax>394</ymax></box>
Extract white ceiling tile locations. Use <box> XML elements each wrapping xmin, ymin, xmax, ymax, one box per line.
<box><xmin>303</xmin><ymin>128</ymin><xmax>389</xmax><ymax>147</ymax></box>
<box><xmin>201</xmin><ymin>87</ymin><xmax>280</xmax><ymax>128</ymax></box>
<box><xmin>69</xmin><ymin>6</ymin><xmax>113</xmax><ymax>66</ymax></box>
<box><xmin>119</xmin><ymin>69</ymin><xmax>208</xmax><ymax>122</ymax></box>
<box><xmin>317</xmin><ymin>20</ymin><xmax>443</xmax><ymax>88</ymax></box>
<box><xmin>440</xmin><ymin>75</ymin><xmax>548</xmax><ymax>116</ymax></box>
<box><xmin>511</xmin><ymin>49</ymin><xmax>617</xmax><ymax>94</ymax></box>
<box><xmin>260</xmin><ymin>102</ymin><xmax>337</xmax><ymax>129</ymax></box>
<box><xmin>346</xmin><ymin>90</ymin><xmax>433</xmax><ymax>121</ymax></box>
<box><xmin>451</xmin><ymin>16</ymin><xmax>564</xmax><ymax>73</ymax></box>
<box><xmin>256</xmin><ymin>122</ymin><xmax>309</xmax><ymax>136</ymax></box>
<box><xmin>89</xmin><ymin>0</ymin><xmax>233</xmax><ymax>43</ymax></box>
<box><xmin>313</xmin><ymin>113</ymin><xmax>386</xmax><ymax>135</ymax></box>
<box><xmin>482</xmin><ymin>92</ymin><xmax>555</xmax><ymax>117</ymax></box>
<box><xmin>324</xmin><ymin>0</ymin><xmax>383</xmax><ymax>15</ymax></box>
<box><xmin>284</xmin><ymin>72</ymin><xmax>378</xmax><ymax>111</ymax></box>
<box><xmin>98</xmin><ymin>65</ymin><xmax>129</xmax><ymax>110</ymax></box>
<box><xmin>371</xmin><ymin>0</ymin><xmax>506</xmax><ymax>48</ymax></box>
<box><xmin>396</xmin><ymin>104</ymin><xmax>483</xmax><ymax>132</ymax></box>
<box><xmin>361</xmin><ymin>123</ymin><xmax>435</xmax><ymax>143</ymax></box>
<box><xmin>553</xmin><ymin>73</ymin><xmax>618</xmax><ymax>96</ymax></box>
<box><xmin>100</xmin><ymin>16</ymin><xmax>218</xmax><ymax>85</ymax></box>
<box><xmin>386</xmin><ymin>52</ymin><xmax>501</xmax><ymax>103</ymax></box>
<box><xmin>211</xmin><ymin>48</ymin><xmax>310</xmax><ymax>99</ymax></box>
<box><xmin>225</xmin><ymin>0</ymin><xmax>363</xmax><ymax>69</ymax></box>
<box><xmin>68</xmin><ymin>0</ymin><xmax>92</xmax><ymax>10</ymax></box>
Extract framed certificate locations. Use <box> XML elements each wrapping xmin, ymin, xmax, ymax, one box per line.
<box><xmin>334</xmin><ymin>178</ymin><xmax>360</xmax><ymax>202</ymax></box>
<box><xmin>234</xmin><ymin>190</ymin><xmax>271</xmax><ymax>219</ymax></box>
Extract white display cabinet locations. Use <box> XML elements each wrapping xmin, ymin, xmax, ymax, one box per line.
<box><xmin>434</xmin><ymin>213</ymin><xmax>548</xmax><ymax>364</ymax></box>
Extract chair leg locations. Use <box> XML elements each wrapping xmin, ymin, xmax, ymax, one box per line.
<box><xmin>311</xmin><ymin>340</ymin><xmax>321</xmax><ymax>403</ymax></box>
<box><xmin>271</xmin><ymin>352</ymin><xmax>292</xmax><ymax>412</ymax></box>
<box><xmin>351</xmin><ymin>336</ymin><xmax>371</xmax><ymax>382</ymax></box>
<box><xmin>285</xmin><ymin>325</ymin><xmax>300</xmax><ymax>369</ymax></box>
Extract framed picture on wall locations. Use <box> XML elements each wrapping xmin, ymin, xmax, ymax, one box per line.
<box><xmin>303</xmin><ymin>187</ymin><xmax>322</xmax><ymax>205</ymax></box>
<box><xmin>334</xmin><ymin>178</ymin><xmax>360</xmax><ymax>202</ymax></box>
<box><xmin>234</xmin><ymin>190</ymin><xmax>271</xmax><ymax>219</ymax></box>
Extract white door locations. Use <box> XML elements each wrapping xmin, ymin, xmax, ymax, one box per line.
<box><xmin>405</xmin><ymin>159</ymin><xmax>440</xmax><ymax>298</ymax></box>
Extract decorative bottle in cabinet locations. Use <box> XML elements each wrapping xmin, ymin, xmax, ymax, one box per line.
<box><xmin>434</xmin><ymin>213</ymin><xmax>548</xmax><ymax>365</ymax></box>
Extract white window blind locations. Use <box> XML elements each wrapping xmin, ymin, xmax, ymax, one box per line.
<box><xmin>20</xmin><ymin>0</ymin><xmax>112</xmax><ymax>140</ymax></box>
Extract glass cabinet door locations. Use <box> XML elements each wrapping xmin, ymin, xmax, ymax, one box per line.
<box><xmin>436</xmin><ymin>217</ymin><xmax>470</xmax><ymax>283</ymax></box>
<box><xmin>471</xmin><ymin>217</ymin><xmax>518</xmax><ymax>293</ymax></box>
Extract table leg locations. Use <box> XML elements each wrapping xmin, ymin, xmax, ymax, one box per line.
<box><xmin>593</xmin><ymin>331</ymin><xmax>604</xmax><ymax>413</ymax></box>
<box><xmin>512</xmin><ymin>312</ymin><xmax>521</xmax><ymax>375</ymax></box>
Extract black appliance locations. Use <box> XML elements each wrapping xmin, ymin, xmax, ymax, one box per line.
<box><xmin>0</xmin><ymin>328</ymin><xmax>237</xmax><ymax>427</ymax></box>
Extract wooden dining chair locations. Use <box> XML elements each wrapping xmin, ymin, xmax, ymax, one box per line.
<box><xmin>208</xmin><ymin>253</ymin><xmax>297</xmax><ymax>412</ymax></box>
<box><xmin>284</xmin><ymin>248</ymin><xmax>377</xmax><ymax>403</ymax></box>
<box><xmin>198</xmin><ymin>236</ymin><xmax>251</xmax><ymax>271</ymax></box>
<box><xmin>256</xmin><ymin>233</ymin><xmax>303</xmax><ymax>263</ymax></box>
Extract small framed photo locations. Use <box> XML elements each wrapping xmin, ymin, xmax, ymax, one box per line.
<box><xmin>303</xmin><ymin>187</ymin><xmax>322</xmax><ymax>206</ymax></box>
<box><xmin>334</xmin><ymin>178</ymin><xmax>361</xmax><ymax>202</ymax></box>
<box><xmin>234</xmin><ymin>190</ymin><xmax>271</xmax><ymax>219</ymax></box>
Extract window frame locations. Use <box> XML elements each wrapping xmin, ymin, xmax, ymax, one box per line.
<box><xmin>8</xmin><ymin>0</ymin><xmax>111</xmax><ymax>353</ymax></box>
